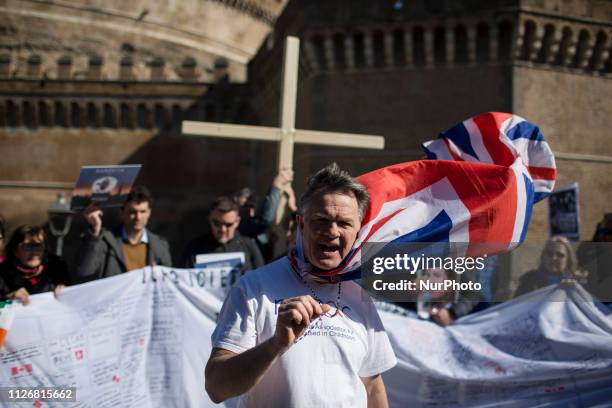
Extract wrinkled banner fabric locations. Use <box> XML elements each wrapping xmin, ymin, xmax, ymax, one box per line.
<box><xmin>1</xmin><ymin>268</ymin><xmax>611</xmax><ymax>407</ymax></box>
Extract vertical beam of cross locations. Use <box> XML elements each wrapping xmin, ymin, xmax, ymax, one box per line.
<box><xmin>278</xmin><ymin>36</ymin><xmax>300</xmax><ymax>170</ymax></box>
<box><xmin>182</xmin><ymin>36</ymin><xmax>385</xmax><ymax>222</ymax></box>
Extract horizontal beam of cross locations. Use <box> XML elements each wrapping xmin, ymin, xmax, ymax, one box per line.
<box><xmin>182</xmin><ymin>121</ymin><xmax>385</xmax><ymax>149</ymax></box>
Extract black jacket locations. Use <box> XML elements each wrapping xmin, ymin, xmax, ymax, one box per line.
<box><xmin>0</xmin><ymin>254</ymin><xmax>70</xmax><ymax>299</ymax></box>
<box><xmin>179</xmin><ymin>233</ymin><xmax>264</xmax><ymax>272</ymax></box>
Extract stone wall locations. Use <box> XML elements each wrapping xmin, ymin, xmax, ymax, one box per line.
<box><xmin>513</xmin><ymin>66</ymin><xmax>612</xmax><ymax>241</ymax></box>
<box><xmin>0</xmin><ymin>77</ymin><xmax>258</xmax><ymax>263</ymax></box>
<box><xmin>249</xmin><ymin>0</ymin><xmax>612</xmax><ymax>241</ymax></box>
<box><xmin>0</xmin><ymin>0</ymin><xmax>288</xmax><ymax>82</ymax></box>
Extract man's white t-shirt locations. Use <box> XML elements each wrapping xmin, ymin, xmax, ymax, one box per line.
<box><xmin>211</xmin><ymin>257</ymin><xmax>397</xmax><ymax>407</ymax></box>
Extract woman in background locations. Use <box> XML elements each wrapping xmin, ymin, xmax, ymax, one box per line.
<box><xmin>0</xmin><ymin>225</ymin><xmax>69</xmax><ymax>304</ymax></box>
<box><xmin>514</xmin><ymin>235</ymin><xmax>584</xmax><ymax>298</ymax></box>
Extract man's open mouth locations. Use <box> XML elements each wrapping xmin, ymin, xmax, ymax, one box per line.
<box><xmin>319</xmin><ymin>243</ymin><xmax>340</xmax><ymax>256</ymax></box>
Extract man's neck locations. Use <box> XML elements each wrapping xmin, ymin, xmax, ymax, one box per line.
<box><xmin>125</xmin><ymin>228</ymin><xmax>144</xmax><ymax>245</ymax></box>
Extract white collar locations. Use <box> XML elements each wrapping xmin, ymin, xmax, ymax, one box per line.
<box><xmin>121</xmin><ymin>227</ymin><xmax>149</xmax><ymax>244</ymax></box>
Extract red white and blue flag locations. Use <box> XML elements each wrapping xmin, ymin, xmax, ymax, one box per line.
<box><xmin>294</xmin><ymin>112</ymin><xmax>556</xmax><ymax>281</ymax></box>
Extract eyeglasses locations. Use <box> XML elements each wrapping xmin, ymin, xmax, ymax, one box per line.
<box><xmin>19</xmin><ymin>243</ymin><xmax>45</xmax><ymax>251</ymax></box>
<box><xmin>211</xmin><ymin>219</ymin><xmax>238</xmax><ymax>229</ymax></box>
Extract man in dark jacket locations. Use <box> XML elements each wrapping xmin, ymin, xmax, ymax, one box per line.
<box><xmin>74</xmin><ymin>186</ymin><xmax>172</xmax><ymax>283</ymax></box>
<box><xmin>180</xmin><ymin>196</ymin><xmax>263</xmax><ymax>272</ymax></box>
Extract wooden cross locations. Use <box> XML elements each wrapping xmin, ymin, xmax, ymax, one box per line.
<box><xmin>182</xmin><ymin>36</ymin><xmax>385</xmax><ymax>220</ymax></box>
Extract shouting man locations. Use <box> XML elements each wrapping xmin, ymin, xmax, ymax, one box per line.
<box><xmin>205</xmin><ymin>163</ymin><xmax>396</xmax><ymax>407</ymax></box>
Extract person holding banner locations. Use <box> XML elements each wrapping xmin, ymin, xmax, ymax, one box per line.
<box><xmin>514</xmin><ymin>235</ymin><xmax>583</xmax><ymax>298</ymax></box>
<box><xmin>205</xmin><ymin>164</ymin><xmax>397</xmax><ymax>407</ymax></box>
<box><xmin>74</xmin><ymin>185</ymin><xmax>172</xmax><ymax>282</ymax></box>
<box><xmin>0</xmin><ymin>225</ymin><xmax>69</xmax><ymax>304</ymax></box>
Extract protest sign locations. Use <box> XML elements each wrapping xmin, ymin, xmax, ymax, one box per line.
<box><xmin>548</xmin><ymin>183</ymin><xmax>580</xmax><ymax>241</ymax></box>
<box><xmin>70</xmin><ymin>165</ymin><xmax>142</xmax><ymax>210</ymax></box>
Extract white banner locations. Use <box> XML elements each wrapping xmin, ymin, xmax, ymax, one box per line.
<box><xmin>0</xmin><ymin>267</ymin><xmax>228</xmax><ymax>408</ymax></box>
<box><xmin>381</xmin><ymin>285</ymin><xmax>612</xmax><ymax>407</ymax></box>
<box><xmin>0</xmin><ymin>267</ymin><xmax>611</xmax><ymax>407</ymax></box>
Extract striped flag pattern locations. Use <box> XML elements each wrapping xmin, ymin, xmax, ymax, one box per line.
<box><xmin>302</xmin><ymin>112</ymin><xmax>556</xmax><ymax>282</ymax></box>
<box><xmin>423</xmin><ymin>112</ymin><xmax>556</xmax><ymax>202</ymax></box>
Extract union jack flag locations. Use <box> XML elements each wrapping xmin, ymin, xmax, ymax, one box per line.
<box><xmin>297</xmin><ymin>112</ymin><xmax>556</xmax><ymax>282</ymax></box>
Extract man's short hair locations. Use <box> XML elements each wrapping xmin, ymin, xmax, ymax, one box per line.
<box><xmin>125</xmin><ymin>185</ymin><xmax>152</xmax><ymax>206</ymax></box>
<box><xmin>209</xmin><ymin>196</ymin><xmax>239</xmax><ymax>214</ymax></box>
<box><xmin>300</xmin><ymin>163</ymin><xmax>370</xmax><ymax>219</ymax></box>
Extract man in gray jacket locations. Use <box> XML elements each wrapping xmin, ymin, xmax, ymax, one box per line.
<box><xmin>74</xmin><ymin>186</ymin><xmax>172</xmax><ymax>283</ymax></box>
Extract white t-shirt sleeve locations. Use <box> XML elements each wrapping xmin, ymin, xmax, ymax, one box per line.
<box><xmin>358</xmin><ymin>300</ymin><xmax>398</xmax><ymax>378</ymax></box>
<box><xmin>211</xmin><ymin>280</ymin><xmax>258</xmax><ymax>354</ymax></box>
